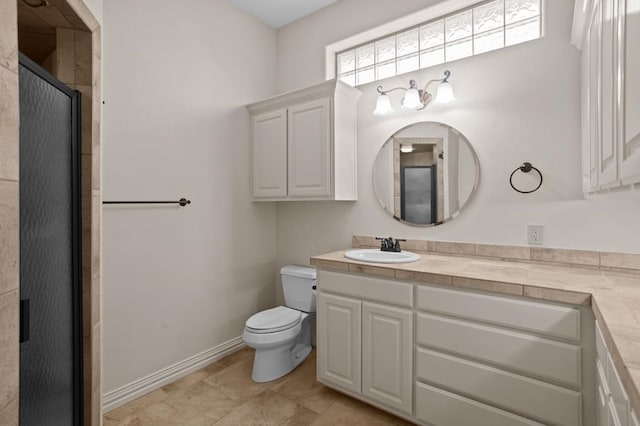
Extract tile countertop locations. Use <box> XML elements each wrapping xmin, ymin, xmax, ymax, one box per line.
<box><xmin>310</xmin><ymin>249</ymin><xmax>640</xmax><ymax>413</ymax></box>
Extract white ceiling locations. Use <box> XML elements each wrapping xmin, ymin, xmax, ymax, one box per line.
<box><xmin>228</xmin><ymin>0</ymin><xmax>341</xmax><ymax>29</ymax></box>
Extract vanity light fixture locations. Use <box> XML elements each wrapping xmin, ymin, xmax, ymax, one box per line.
<box><xmin>400</xmin><ymin>144</ymin><xmax>414</xmax><ymax>153</ymax></box>
<box><xmin>373</xmin><ymin>70</ymin><xmax>455</xmax><ymax>116</ymax></box>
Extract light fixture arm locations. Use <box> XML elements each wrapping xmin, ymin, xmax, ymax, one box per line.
<box><xmin>416</xmin><ymin>78</ymin><xmax>443</xmax><ymax>110</ymax></box>
<box><xmin>376</xmin><ymin>85</ymin><xmax>408</xmax><ymax>95</ymax></box>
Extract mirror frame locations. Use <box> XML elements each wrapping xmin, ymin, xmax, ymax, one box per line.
<box><xmin>372</xmin><ymin>121</ymin><xmax>481</xmax><ymax>227</ymax></box>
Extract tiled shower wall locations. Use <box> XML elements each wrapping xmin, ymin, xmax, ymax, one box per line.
<box><xmin>54</xmin><ymin>24</ymin><xmax>102</xmax><ymax>426</ymax></box>
<box><xmin>0</xmin><ymin>0</ymin><xmax>20</xmax><ymax>423</ymax></box>
<box><xmin>0</xmin><ymin>0</ymin><xmax>101</xmax><ymax>424</ymax></box>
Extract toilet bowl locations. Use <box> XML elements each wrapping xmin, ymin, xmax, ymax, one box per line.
<box><xmin>243</xmin><ymin>266</ymin><xmax>316</xmax><ymax>382</ymax></box>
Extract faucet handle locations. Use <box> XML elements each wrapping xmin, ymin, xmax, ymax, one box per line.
<box><xmin>393</xmin><ymin>238</ymin><xmax>406</xmax><ymax>252</ymax></box>
<box><xmin>375</xmin><ymin>236</ymin><xmax>390</xmax><ymax>250</ymax></box>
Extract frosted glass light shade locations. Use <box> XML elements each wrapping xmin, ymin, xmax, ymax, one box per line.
<box><xmin>434</xmin><ymin>81</ymin><xmax>456</xmax><ymax>104</ymax></box>
<box><xmin>402</xmin><ymin>88</ymin><xmax>423</xmax><ymax>109</ymax></box>
<box><xmin>400</xmin><ymin>144</ymin><xmax>414</xmax><ymax>153</ymax></box>
<box><xmin>373</xmin><ymin>94</ymin><xmax>394</xmax><ymax>115</ymax></box>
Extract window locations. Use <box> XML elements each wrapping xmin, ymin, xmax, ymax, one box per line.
<box><xmin>336</xmin><ymin>0</ymin><xmax>541</xmax><ymax>86</ymax></box>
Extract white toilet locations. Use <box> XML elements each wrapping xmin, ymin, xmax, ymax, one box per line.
<box><xmin>243</xmin><ymin>265</ymin><xmax>317</xmax><ymax>383</ymax></box>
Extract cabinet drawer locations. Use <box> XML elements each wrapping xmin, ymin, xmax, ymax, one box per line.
<box><xmin>607</xmin><ymin>352</ymin><xmax>630</xmax><ymax>426</ymax></box>
<box><xmin>417</xmin><ymin>285</ymin><xmax>581</xmax><ymax>340</ymax></box>
<box><xmin>416</xmin><ymin>313</ymin><xmax>582</xmax><ymax>387</ymax></box>
<box><xmin>318</xmin><ymin>270</ymin><xmax>413</xmax><ymax>307</ymax></box>
<box><xmin>415</xmin><ymin>348</ymin><xmax>581</xmax><ymax>426</ymax></box>
<box><xmin>415</xmin><ymin>382</ymin><xmax>544</xmax><ymax>426</ymax></box>
<box><xmin>631</xmin><ymin>410</ymin><xmax>639</xmax><ymax>426</ymax></box>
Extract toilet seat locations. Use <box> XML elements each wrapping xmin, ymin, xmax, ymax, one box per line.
<box><xmin>245</xmin><ymin>306</ymin><xmax>301</xmax><ymax>334</ymax></box>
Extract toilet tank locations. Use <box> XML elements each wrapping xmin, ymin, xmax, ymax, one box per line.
<box><xmin>281</xmin><ymin>265</ymin><xmax>317</xmax><ymax>313</ymax></box>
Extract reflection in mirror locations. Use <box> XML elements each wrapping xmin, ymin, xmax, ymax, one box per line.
<box><xmin>373</xmin><ymin>122</ymin><xmax>480</xmax><ymax>227</ymax></box>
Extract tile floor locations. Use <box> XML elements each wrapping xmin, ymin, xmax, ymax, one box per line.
<box><xmin>104</xmin><ymin>347</ymin><xmax>413</xmax><ymax>425</ymax></box>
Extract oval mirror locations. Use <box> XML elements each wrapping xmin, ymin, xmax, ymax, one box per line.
<box><xmin>373</xmin><ymin>122</ymin><xmax>480</xmax><ymax>227</ymax></box>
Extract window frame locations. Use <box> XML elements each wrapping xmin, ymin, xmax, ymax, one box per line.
<box><xmin>335</xmin><ymin>0</ymin><xmax>543</xmax><ymax>87</ymax></box>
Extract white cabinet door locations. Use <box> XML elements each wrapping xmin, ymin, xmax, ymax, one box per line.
<box><xmin>287</xmin><ymin>98</ymin><xmax>331</xmax><ymax>198</ymax></box>
<box><xmin>597</xmin><ymin>359</ymin><xmax>611</xmax><ymax>426</ymax></box>
<box><xmin>252</xmin><ymin>109</ymin><xmax>287</xmax><ymax>198</ymax></box>
<box><xmin>619</xmin><ymin>0</ymin><xmax>640</xmax><ymax>184</ymax></box>
<box><xmin>600</xmin><ymin>0</ymin><xmax>619</xmax><ymax>186</ymax></box>
<box><xmin>582</xmin><ymin>29</ymin><xmax>593</xmax><ymax>192</ymax></box>
<box><xmin>589</xmin><ymin>0</ymin><xmax>602</xmax><ymax>190</ymax></box>
<box><xmin>362</xmin><ymin>302</ymin><xmax>413</xmax><ymax>415</ymax></box>
<box><xmin>317</xmin><ymin>292</ymin><xmax>361</xmax><ymax>394</ymax></box>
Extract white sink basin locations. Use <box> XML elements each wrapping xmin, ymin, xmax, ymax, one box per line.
<box><xmin>344</xmin><ymin>249</ymin><xmax>421</xmax><ymax>264</ymax></box>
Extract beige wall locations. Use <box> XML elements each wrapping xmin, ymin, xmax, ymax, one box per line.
<box><xmin>273</xmin><ymin>0</ymin><xmax>640</xmax><ymax>294</ymax></box>
<box><xmin>101</xmin><ymin>0</ymin><xmax>278</xmax><ymax>398</ymax></box>
<box><xmin>276</xmin><ymin>0</ymin><xmax>445</xmax><ymax>92</ymax></box>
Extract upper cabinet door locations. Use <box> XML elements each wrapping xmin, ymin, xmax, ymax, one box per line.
<box><xmin>589</xmin><ymin>0</ymin><xmax>602</xmax><ymax>191</ymax></box>
<box><xmin>600</xmin><ymin>0</ymin><xmax>619</xmax><ymax>187</ymax></box>
<box><xmin>287</xmin><ymin>98</ymin><xmax>332</xmax><ymax>198</ymax></box>
<box><xmin>252</xmin><ymin>109</ymin><xmax>287</xmax><ymax>198</ymax></box>
<box><xmin>619</xmin><ymin>0</ymin><xmax>640</xmax><ymax>184</ymax></box>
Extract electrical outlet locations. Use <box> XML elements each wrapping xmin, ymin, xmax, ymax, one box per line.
<box><xmin>527</xmin><ymin>225</ymin><xmax>543</xmax><ymax>245</ymax></box>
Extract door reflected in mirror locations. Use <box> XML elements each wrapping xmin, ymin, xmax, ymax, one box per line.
<box><xmin>373</xmin><ymin>122</ymin><xmax>480</xmax><ymax>227</ymax></box>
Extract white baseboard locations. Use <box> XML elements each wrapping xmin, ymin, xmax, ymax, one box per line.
<box><xmin>103</xmin><ymin>336</ymin><xmax>246</xmax><ymax>413</ymax></box>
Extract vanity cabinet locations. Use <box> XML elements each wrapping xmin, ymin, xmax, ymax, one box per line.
<box><xmin>595</xmin><ymin>321</ymin><xmax>639</xmax><ymax>426</ymax></box>
<box><xmin>317</xmin><ymin>271</ymin><xmax>413</xmax><ymax>415</ymax></box>
<box><xmin>577</xmin><ymin>0</ymin><xmax>640</xmax><ymax>192</ymax></box>
<box><xmin>247</xmin><ymin>80</ymin><xmax>360</xmax><ymax>201</ymax></box>
<box><xmin>315</xmin><ymin>268</ymin><xmax>596</xmax><ymax>425</ymax></box>
<box><xmin>414</xmin><ymin>288</ymin><xmax>586</xmax><ymax>426</ymax></box>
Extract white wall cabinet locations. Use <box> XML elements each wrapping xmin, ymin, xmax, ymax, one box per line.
<box><xmin>316</xmin><ymin>269</ymin><xmax>597</xmax><ymax>425</ymax></box>
<box><xmin>576</xmin><ymin>0</ymin><xmax>640</xmax><ymax>192</ymax></box>
<box><xmin>247</xmin><ymin>80</ymin><xmax>360</xmax><ymax>201</ymax></box>
<box><xmin>619</xmin><ymin>0</ymin><xmax>640</xmax><ymax>185</ymax></box>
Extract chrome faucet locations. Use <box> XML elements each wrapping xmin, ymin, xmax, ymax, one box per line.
<box><xmin>375</xmin><ymin>237</ymin><xmax>406</xmax><ymax>252</ymax></box>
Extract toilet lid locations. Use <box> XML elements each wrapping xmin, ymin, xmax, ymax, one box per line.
<box><xmin>246</xmin><ymin>306</ymin><xmax>301</xmax><ymax>334</ymax></box>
